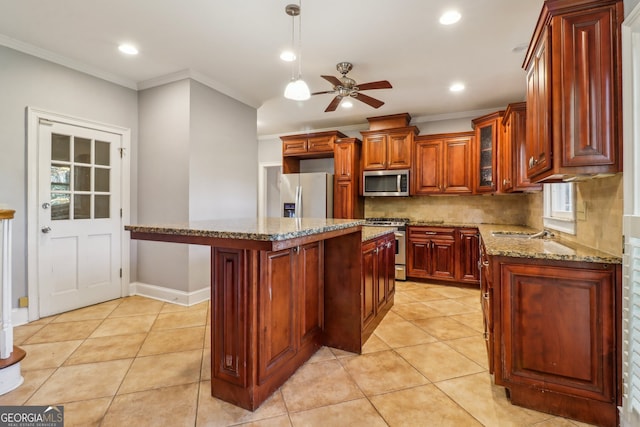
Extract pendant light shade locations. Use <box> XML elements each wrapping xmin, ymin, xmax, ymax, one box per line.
<box><xmin>285</xmin><ymin>78</ymin><xmax>311</xmax><ymax>101</ymax></box>
<box><xmin>283</xmin><ymin>2</ymin><xmax>309</xmax><ymax>101</ymax></box>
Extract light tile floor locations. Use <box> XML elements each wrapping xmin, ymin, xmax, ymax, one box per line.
<box><xmin>0</xmin><ymin>281</ymin><xmax>595</xmax><ymax>426</ymax></box>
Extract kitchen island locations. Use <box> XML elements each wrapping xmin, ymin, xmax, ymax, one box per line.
<box><xmin>125</xmin><ymin>217</ymin><xmax>370</xmax><ymax>411</ymax></box>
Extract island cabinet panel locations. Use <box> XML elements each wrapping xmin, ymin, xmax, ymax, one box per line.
<box><xmin>361</xmin><ymin>240</ymin><xmax>377</xmax><ymax>330</ymax></box>
<box><xmin>258</xmin><ymin>242</ymin><xmax>324</xmax><ymax>383</ymax></box>
<box><xmin>492</xmin><ymin>257</ymin><xmax>621</xmax><ymax>427</ymax></box>
<box><xmin>478</xmin><ymin>239</ymin><xmax>493</xmax><ymax>375</ymax></box>
<box><xmin>258</xmin><ymin>249</ymin><xmax>297</xmax><ymax>383</ymax></box>
<box><xmin>212</xmin><ymin>248</ymin><xmax>250</xmax><ymax>388</ymax></box>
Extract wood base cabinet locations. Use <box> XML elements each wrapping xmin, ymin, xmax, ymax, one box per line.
<box><xmin>361</xmin><ymin>233</ymin><xmax>395</xmax><ymax>342</ymax></box>
<box><xmin>490</xmin><ymin>256</ymin><xmax>621</xmax><ymax>427</ymax></box>
<box><xmin>407</xmin><ymin>226</ymin><xmax>480</xmax><ymax>285</ymax></box>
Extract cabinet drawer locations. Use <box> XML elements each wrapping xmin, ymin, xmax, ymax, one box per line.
<box><xmin>283</xmin><ymin>139</ymin><xmax>308</xmax><ymax>156</ymax></box>
<box><xmin>409</xmin><ymin>226</ymin><xmax>455</xmax><ymax>239</ymax></box>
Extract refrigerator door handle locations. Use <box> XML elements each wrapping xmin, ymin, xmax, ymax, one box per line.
<box><xmin>295</xmin><ymin>186</ymin><xmax>302</xmax><ymax>218</ymax></box>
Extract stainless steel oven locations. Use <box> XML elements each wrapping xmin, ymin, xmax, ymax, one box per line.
<box><xmin>365</xmin><ymin>218</ymin><xmax>408</xmax><ymax>281</ymax></box>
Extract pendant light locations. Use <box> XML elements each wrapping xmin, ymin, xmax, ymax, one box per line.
<box><xmin>283</xmin><ymin>2</ymin><xmax>310</xmax><ymax>101</ymax></box>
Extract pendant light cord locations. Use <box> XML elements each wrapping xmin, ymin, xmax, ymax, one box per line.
<box><xmin>297</xmin><ymin>0</ymin><xmax>303</xmax><ymax>79</ymax></box>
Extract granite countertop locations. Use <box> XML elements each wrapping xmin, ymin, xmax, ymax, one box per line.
<box><xmin>409</xmin><ymin>220</ymin><xmax>479</xmax><ymax>228</ymax></box>
<box><xmin>362</xmin><ymin>226</ymin><xmax>396</xmax><ymax>242</ymax></box>
<box><xmin>125</xmin><ymin>217</ymin><xmax>365</xmax><ymax>242</ymax></box>
<box><xmin>477</xmin><ymin>224</ymin><xmax>621</xmax><ymax>264</ymax></box>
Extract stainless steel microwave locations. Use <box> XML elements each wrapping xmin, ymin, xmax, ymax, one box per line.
<box><xmin>362</xmin><ymin>169</ymin><xmax>410</xmax><ymax>196</ymax></box>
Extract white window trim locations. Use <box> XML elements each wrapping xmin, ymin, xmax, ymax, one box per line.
<box><xmin>542</xmin><ymin>183</ymin><xmax>576</xmax><ymax>235</ymax></box>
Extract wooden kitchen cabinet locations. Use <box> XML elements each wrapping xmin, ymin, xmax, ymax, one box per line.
<box><xmin>489</xmin><ymin>255</ymin><xmax>621</xmax><ymax>426</ymax></box>
<box><xmin>361</xmin><ymin>127</ymin><xmax>418</xmax><ymax>171</ymax></box>
<box><xmin>281</xmin><ymin>130</ymin><xmax>347</xmax><ymax>173</ymax></box>
<box><xmin>413</xmin><ymin>132</ymin><xmax>474</xmax><ymax>195</ymax></box>
<box><xmin>523</xmin><ymin>0</ymin><xmax>623</xmax><ymax>182</ymax></box>
<box><xmin>408</xmin><ymin>225</ymin><xmax>480</xmax><ymax>286</ymax></box>
<box><xmin>478</xmin><ymin>238</ymin><xmax>493</xmax><ymax>375</ymax></box>
<box><xmin>407</xmin><ymin>226</ymin><xmax>456</xmax><ymax>280</ymax></box>
<box><xmin>472</xmin><ymin>111</ymin><xmax>504</xmax><ymax>194</ymax></box>
<box><xmin>258</xmin><ymin>241</ymin><xmax>323</xmax><ymax>382</ymax></box>
<box><xmin>333</xmin><ymin>138</ymin><xmax>364</xmax><ymax>219</ymax></box>
<box><xmin>456</xmin><ymin>228</ymin><xmax>480</xmax><ymax>283</ymax></box>
<box><xmin>501</xmin><ymin>102</ymin><xmax>541</xmax><ymax>192</ymax></box>
<box><xmin>361</xmin><ymin>233</ymin><xmax>395</xmax><ymax>340</ymax></box>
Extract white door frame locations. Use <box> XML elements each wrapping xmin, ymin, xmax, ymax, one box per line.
<box><xmin>257</xmin><ymin>161</ymin><xmax>282</xmax><ymax>218</ymax></box>
<box><xmin>26</xmin><ymin>107</ymin><xmax>131</xmax><ymax>321</ymax></box>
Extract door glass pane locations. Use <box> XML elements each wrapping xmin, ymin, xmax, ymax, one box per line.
<box><xmin>95</xmin><ymin>141</ymin><xmax>110</xmax><ymax>166</ymax></box>
<box><xmin>51</xmin><ymin>165</ymin><xmax>70</xmax><ymax>191</ymax></box>
<box><xmin>95</xmin><ymin>195</ymin><xmax>110</xmax><ymax>218</ymax></box>
<box><xmin>74</xmin><ymin>137</ymin><xmax>91</xmax><ymax>163</ymax></box>
<box><xmin>74</xmin><ymin>166</ymin><xmax>91</xmax><ymax>191</ymax></box>
<box><xmin>52</xmin><ymin>134</ymin><xmax>70</xmax><ymax>162</ymax></box>
<box><xmin>95</xmin><ymin>168</ymin><xmax>110</xmax><ymax>192</ymax></box>
<box><xmin>51</xmin><ymin>193</ymin><xmax>70</xmax><ymax>220</ymax></box>
<box><xmin>74</xmin><ymin>195</ymin><xmax>91</xmax><ymax>219</ymax></box>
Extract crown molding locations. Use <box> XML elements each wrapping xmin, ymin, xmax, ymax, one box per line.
<box><xmin>0</xmin><ymin>33</ymin><xmax>138</xmax><ymax>90</ymax></box>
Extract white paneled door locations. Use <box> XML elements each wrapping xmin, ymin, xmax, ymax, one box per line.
<box><xmin>37</xmin><ymin>120</ymin><xmax>123</xmax><ymax>316</ymax></box>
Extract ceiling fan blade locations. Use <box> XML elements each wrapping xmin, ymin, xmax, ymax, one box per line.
<box><xmin>325</xmin><ymin>96</ymin><xmax>342</xmax><ymax>112</ymax></box>
<box><xmin>311</xmin><ymin>90</ymin><xmax>335</xmax><ymax>96</ymax></box>
<box><xmin>353</xmin><ymin>92</ymin><xmax>385</xmax><ymax>109</ymax></box>
<box><xmin>356</xmin><ymin>80</ymin><xmax>393</xmax><ymax>91</ymax></box>
<box><xmin>321</xmin><ymin>75</ymin><xmax>342</xmax><ymax>87</ymax></box>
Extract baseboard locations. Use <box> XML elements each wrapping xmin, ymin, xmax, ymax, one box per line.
<box><xmin>12</xmin><ymin>308</ymin><xmax>29</xmax><ymax>327</ymax></box>
<box><xmin>128</xmin><ymin>282</ymin><xmax>209</xmax><ymax>307</ymax></box>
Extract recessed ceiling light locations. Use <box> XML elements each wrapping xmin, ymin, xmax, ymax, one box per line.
<box><xmin>450</xmin><ymin>82</ymin><xmax>465</xmax><ymax>92</ymax></box>
<box><xmin>341</xmin><ymin>100</ymin><xmax>353</xmax><ymax>109</ymax></box>
<box><xmin>439</xmin><ymin>10</ymin><xmax>461</xmax><ymax>25</ymax></box>
<box><xmin>118</xmin><ymin>44</ymin><xmax>139</xmax><ymax>55</ymax></box>
<box><xmin>280</xmin><ymin>50</ymin><xmax>296</xmax><ymax>62</ymax></box>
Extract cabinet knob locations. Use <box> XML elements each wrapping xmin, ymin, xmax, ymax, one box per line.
<box><xmin>425</xmin><ymin>231</ymin><xmax>437</xmax><ymax>235</ymax></box>
<box><xmin>528</xmin><ymin>156</ymin><xmax>534</xmax><ymax>168</ymax></box>
<box><xmin>482</xmin><ymin>260</ymin><xmax>489</xmax><ymax>267</ymax></box>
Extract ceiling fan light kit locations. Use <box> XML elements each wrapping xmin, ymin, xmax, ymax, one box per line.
<box><xmin>283</xmin><ymin>2</ymin><xmax>310</xmax><ymax>101</ymax></box>
<box><xmin>311</xmin><ymin>62</ymin><xmax>392</xmax><ymax>112</ymax></box>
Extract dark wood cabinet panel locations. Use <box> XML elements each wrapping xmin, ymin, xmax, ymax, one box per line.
<box><xmin>307</xmin><ymin>135</ymin><xmax>335</xmax><ymax>153</ymax></box>
<box><xmin>408</xmin><ymin>226</ymin><xmax>479</xmax><ymax>286</ymax></box>
<box><xmin>523</xmin><ymin>0</ymin><xmax>623</xmax><ymax>182</ymax></box>
<box><xmin>361</xmin><ymin>127</ymin><xmax>417</xmax><ymax>171</ymax></box>
<box><xmin>457</xmin><ymin>228</ymin><xmax>480</xmax><ymax>283</ymax></box>
<box><xmin>212</xmin><ymin>248</ymin><xmax>249</xmax><ymax>387</ymax></box>
<box><xmin>488</xmin><ymin>255</ymin><xmax>621</xmax><ymax>427</ymax></box>
<box><xmin>361</xmin><ymin>233</ymin><xmax>395</xmax><ymax>341</ymax></box>
<box><xmin>298</xmin><ymin>242</ymin><xmax>324</xmax><ymax>346</ymax></box>
<box><xmin>502</xmin><ymin>102</ymin><xmax>542</xmax><ymax>192</ymax></box>
<box><xmin>282</xmin><ymin>138</ymin><xmax>308</xmax><ymax>156</ymax></box>
<box><xmin>472</xmin><ymin>111</ymin><xmax>504</xmax><ymax>193</ymax></box>
<box><xmin>258</xmin><ymin>249</ymin><xmax>297</xmax><ymax>383</ymax></box>
<box><xmin>361</xmin><ymin>240</ymin><xmax>377</xmax><ymax>330</ymax></box>
<box><xmin>413</xmin><ymin>132</ymin><xmax>473</xmax><ymax>195</ymax></box>
<box><xmin>333</xmin><ymin>138</ymin><xmax>363</xmax><ymax>219</ymax></box>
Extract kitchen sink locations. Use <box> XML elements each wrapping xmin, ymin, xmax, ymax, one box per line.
<box><xmin>491</xmin><ymin>231</ymin><xmax>534</xmax><ymax>238</ymax></box>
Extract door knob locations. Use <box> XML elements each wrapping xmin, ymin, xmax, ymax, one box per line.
<box><xmin>41</xmin><ymin>226</ymin><xmax>51</xmax><ymax>233</ymax></box>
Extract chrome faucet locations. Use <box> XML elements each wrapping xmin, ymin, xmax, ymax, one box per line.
<box><xmin>529</xmin><ymin>229</ymin><xmax>554</xmax><ymax>239</ymax></box>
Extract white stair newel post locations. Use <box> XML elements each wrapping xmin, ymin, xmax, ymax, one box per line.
<box><xmin>1</xmin><ymin>215</ymin><xmax>13</xmax><ymax>359</ymax></box>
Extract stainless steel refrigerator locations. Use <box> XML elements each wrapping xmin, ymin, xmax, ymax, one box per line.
<box><xmin>280</xmin><ymin>173</ymin><xmax>333</xmax><ymax>218</ymax></box>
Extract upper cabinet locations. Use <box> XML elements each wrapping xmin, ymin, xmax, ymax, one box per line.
<box><xmin>361</xmin><ymin>113</ymin><xmax>418</xmax><ymax>171</ymax></box>
<box><xmin>472</xmin><ymin>111</ymin><xmax>504</xmax><ymax>194</ymax></box>
<box><xmin>501</xmin><ymin>103</ymin><xmax>541</xmax><ymax>192</ymax></box>
<box><xmin>333</xmin><ymin>138</ymin><xmax>364</xmax><ymax>219</ymax></box>
<box><xmin>281</xmin><ymin>131</ymin><xmax>347</xmax><ymax>173</ymax></box>
<box><xmin>523</xmin><ymin>0</ymin><xmax>624</xmax><ymax>182</ymax></box>
<box><xmin>413</xmin><ymin>132</ymin><xmax>474</xmax><ymax>195</ymax></box>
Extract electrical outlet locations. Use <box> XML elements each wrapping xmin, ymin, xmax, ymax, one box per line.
<box><xmin>18</xmin><ymin>296</ymin><xmax>28</xmax><ymax>308</ymax></box>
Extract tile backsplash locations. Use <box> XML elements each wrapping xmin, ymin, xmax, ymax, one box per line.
<box><xmin>365</xmin><ymin>172</ymin><xmax>622</xmax><ymax>257</ymax></box>
<box><xmin>365</xmin><ymin>193</ymin><xmax>536</xmax><ymax>225</ymax></box>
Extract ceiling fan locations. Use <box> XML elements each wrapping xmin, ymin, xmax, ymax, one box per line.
<box><xmin>311</xmin><ymin>62</ymin><xmax>392</xmax><ymax>112</ymax></box>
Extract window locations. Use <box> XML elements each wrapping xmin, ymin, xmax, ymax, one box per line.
<box><xmin>543</xmin><ymin>183</ymin><xmax>576</xmax><ymax>234</ymax></box>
